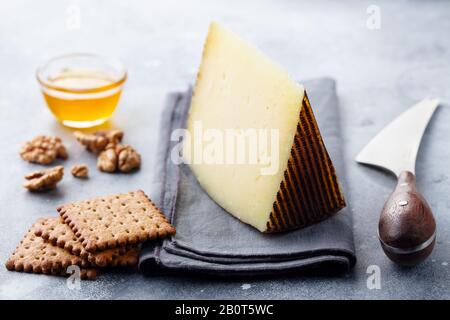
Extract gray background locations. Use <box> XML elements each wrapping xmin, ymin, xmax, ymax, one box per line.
<box><xmin>0</xmin><ymin>0</ymin><xmax>449</xmax><ymax>299</ymax></box>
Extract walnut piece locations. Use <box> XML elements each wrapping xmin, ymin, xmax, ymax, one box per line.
<box><xmin>97</xmin><ymin>145</ymin><xmax>118</xmax><ymax>172</ymax></box>
<box><xmin>116</xmin><ymin>144</ymin><xmax>141</xmax><ymax>172</ymax></box>
<box><xmin>97</xmin><ymin>144</ymin><xmax>141</xmax><ymax>173</ymax></box>
<box><xmin>96</xmin><ymin>129</ymin><xmax>124</xmax><ymax>145</ymax></box>
<box><xmin>24</xmin><ymin>166</ymin><xmax>64</xmax><ymax>191</ymax></box>
<box><xmin>71</xmin><ymin>164</ymin><xmax>88</xmax><ymax>178</ymax></box>
<box><xmin>20</xmin><ymin>135</ymin><xmax>68</xmax><ymax>164</ymax></box>
<box><xmin>74</xmin><ymin>130</ymin><xmax>124</xmax><ymax>154</ymax></box>
<box><xmin>73</xmin><ymin>131</ymin><xmax>107</xmax><ymax>154</ymax></box>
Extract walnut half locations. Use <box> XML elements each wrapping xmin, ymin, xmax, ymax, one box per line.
<box><xmin>20</xmin><ymin>135</ymin><xmax>68</xmax><ymax>165</ymax></box>
<box><xmin>74</xmin><ymin>130</ymin><xmax>124</xmax><ymax>154</ymax></box>
<box><xmin>97</xmin><ymin>144</ymin><xmax>141</xmax><ymax>173</ymax></box>
<box><xmin>71</xmin><ymin>164</ymin><xmax>89</xmax><ymax>179</ymax></box>
<box><xmin>24</xmin><ymin>166</ymin><xmax>64</xmax><ymax>191</ymax></box>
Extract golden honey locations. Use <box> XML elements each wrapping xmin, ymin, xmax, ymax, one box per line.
<box><xmin>37</xmin><ymin>54</ymin><xmax>127</xmax><ymax>128</ymax></box>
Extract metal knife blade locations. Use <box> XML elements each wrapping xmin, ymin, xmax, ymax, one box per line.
<box><xmin>355</xmin><ymin>98</ymin><xmax>440</xmax><ymax>176</ymax></box>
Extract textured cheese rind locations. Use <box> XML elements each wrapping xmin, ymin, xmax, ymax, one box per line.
<box><xmin>266</xmin><ymin>93</ymin><xmax>346</xmax><ymax>232</ymax></box>
<box><xmin>185</xmin><ymin>22</ymin><xmax>345</xmax><ymax>232</ymax></box>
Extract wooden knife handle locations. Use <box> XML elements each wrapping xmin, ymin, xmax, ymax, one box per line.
<box><xmin>378</xmin><ymin>171</ymin><xmax>436</xmax><ymax>266</ymax></box>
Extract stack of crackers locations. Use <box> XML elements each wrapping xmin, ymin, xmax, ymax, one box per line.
<box><xmin>5</xmin><ymin>190</ymin><xmax>175</xmax><ymax>280</ymax></box>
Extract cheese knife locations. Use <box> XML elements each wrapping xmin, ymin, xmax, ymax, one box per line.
<box><xmin>356</xmin><ymin>98</ymin><xmax>440</xmax><ymax>266</ymax></box>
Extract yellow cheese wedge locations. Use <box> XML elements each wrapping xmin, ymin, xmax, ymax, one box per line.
<box><xmin>184</xmin><ymin>22</ymin><xmax>345</xmax><ymax>232</ymax></box>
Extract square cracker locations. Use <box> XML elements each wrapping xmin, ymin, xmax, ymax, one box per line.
<box><xmin>88</xmin><ymin>247</ymin><xmax>140</xmax><ymax>268</ymax></box>
<box><xmin>34</xmin><ymin>217</ymin><xmax>139</xmax><ymax>268</ymax></box>
<box><xmin>57</xmin><ymin>190</ymin><xmax>176</xmax><ymax>253</ymax></box>
<box><xmin>5</xmin><ymin>218</ymin><xmax>97</xmax><ymax>280</ymax></box>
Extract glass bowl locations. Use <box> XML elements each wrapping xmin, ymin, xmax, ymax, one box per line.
<box><xmin>36</xmin><ymin>53</ymin><xmax>127</xmax><ymax>128</ymax></box>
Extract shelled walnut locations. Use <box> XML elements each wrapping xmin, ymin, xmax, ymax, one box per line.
<box><xmin>71</xmin><ymin>164</ymin><xmax>88</xmax><ymax>178</ymax></box>
<box><xmin>20</xmin><ymin>135</ymin><xmax>68</xmax><ymax>165</ymax></box>
<box><xmin>73</xmin><ymin>130</ymin><xmax>124</xmax><ymax>154</ymax></box>
<box><xmin>96</xmin><ymin>130</ymin><xmax>124</xmax><ymax>145</ymax></box>
<box><xmin>97</xmin><ymin>144</ymin><xmax>141</xmax><ymax>173</ymax></box>
<box><xmin>23</xmin><ymin>166</ymin><xmax>64</xmax><ymax>191</ymax></box>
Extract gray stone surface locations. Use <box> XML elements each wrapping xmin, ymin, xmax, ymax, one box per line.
<box><xmin>0</xmin><ymin>0</ymin><xmax>449</xmax><ymax>299</ymax></box>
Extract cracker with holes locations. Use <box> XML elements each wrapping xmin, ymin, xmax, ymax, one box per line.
<box><xmin>88</xmin><ymin>247</ymin><xmax>140</xmax><ymax>268</ymax></box>
<box><xmin>5</xmin><ymin>218</ymin><xmax>97</xmax><ymax>280</ymax></box>
<box><xmin>57</xmin><ymin>190</ymin><xmax>176</xmax><ymax>253</ymax></box>
<box><xmin>34</xmin><ymin>217</ymin><xmax>139</xmax><ymax>267</ymax></box>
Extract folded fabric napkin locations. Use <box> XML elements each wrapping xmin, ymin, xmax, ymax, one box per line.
<box><xmin>139</xmin><ymin>78</ymin><xmax>356</xmax><ymax>276</ymax></box>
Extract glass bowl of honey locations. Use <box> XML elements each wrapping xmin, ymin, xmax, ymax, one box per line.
<box><xmin>37</xmin><ymin>53</ymin><xmax>127</xmax><ymax>128</ymax></box>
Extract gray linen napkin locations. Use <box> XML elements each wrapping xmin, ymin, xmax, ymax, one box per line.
<box><xmin>139</xmin><ymin>78</ymin><xmax>356</xmax><ymax>276</ymax></box>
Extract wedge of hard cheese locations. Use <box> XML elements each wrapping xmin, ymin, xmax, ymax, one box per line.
<box><xmin>184</xmin><ymin>22</ymin><xmax>345</xmax><ymax>233</ymax></box>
